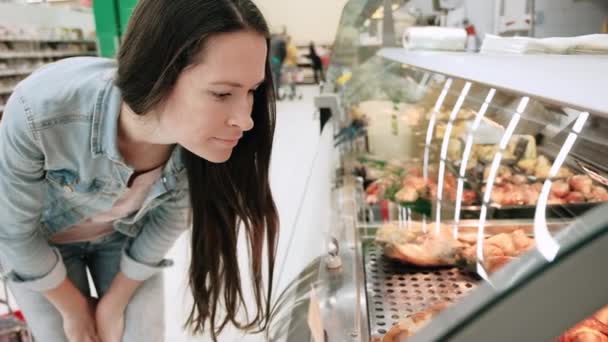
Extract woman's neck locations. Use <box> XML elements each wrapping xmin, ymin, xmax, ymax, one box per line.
<box><xmin>118</xmin><ymin>103</ymin><xmax>175</xmax><ymax>172</ymax></box>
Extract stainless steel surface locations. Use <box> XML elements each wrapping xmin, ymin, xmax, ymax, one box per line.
<box><xmin>318</xmin><ymin>247</ymin><xmax>370</xmax><ymax>342</ymax></box>
<box><xmin>363</xmin><ymin>243</ymin><xmax>479</xmax><ymax>340</ymax></box>
<box><xmin>315</xmin><ymin>93</ymin><xmax>346</xmax><ymax>127</ymax></box>
<box><xmin>314</xmin><ymin>181</ymin><xmax>370</xmax><ymax>342</ymax></box>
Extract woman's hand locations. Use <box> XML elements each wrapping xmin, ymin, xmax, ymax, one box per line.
<box><xmin>44</xmin><ymin>278</ymin><xmax>101</xmax><ymax>342</ymax></box>
<box><xmin>95</xmin><ymin>295</ymin><xmax>125</xmax><ymax>342</ymax></box>
<box><xmin>95</xmin><ymin>271</ymin><xmax>143</xmax><ymax>342</ymax></box>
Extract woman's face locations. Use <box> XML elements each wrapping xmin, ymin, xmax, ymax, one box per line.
<box><xmin>158</xmin><ymin>30</ymin><xmax>267</xmax><ymax>163</ymax></box>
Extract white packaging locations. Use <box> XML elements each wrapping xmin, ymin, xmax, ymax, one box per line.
<box><xmin>481</xmin><ymin>33</ymin><xmax>608</xmax><ymax>55</ymax></box>
<box><xmin>402</xmin><ymin>26</ymin><xmax>467</xmax><ymax>52</ymax></box>
<box><xmin>480</xmin><ymin>34</ymin><xmax>539</xmax><ymax>54</ymax></box>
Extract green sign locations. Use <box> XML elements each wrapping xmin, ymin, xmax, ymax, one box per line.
<box><xmin>92</xmin><ymin>0</ymin><xmax>139</xmax><ymax>57</ymax></box>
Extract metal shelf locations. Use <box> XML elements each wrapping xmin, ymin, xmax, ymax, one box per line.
<box><xmin>0</xmin><ymin>51</ymin><xmax>96</xmax><ymax>59</ymax></box>
<box><xmin>0</xmin><ymin>68</ymin><xmax>38</xmax><ymax>77</ymax></box>
<box><xmin>0</xmin><ymin>87</ymin><xmax>14</xmax><ymax>95</ymax></box>
<box><xmin>377</xmin><ymin>48</ymin><xmax>608</xmax><ymax>117</ymax></box>
<box><xmin>0</xmin><ymin>38</ymin><xmax>96</xmax><ymax>44</ymax></box>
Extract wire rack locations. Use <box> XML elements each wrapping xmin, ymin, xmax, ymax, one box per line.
<box><xmin>363</xmin><ymin>244</ymin><xmax>479</xmax><ymax>340</ymax></box>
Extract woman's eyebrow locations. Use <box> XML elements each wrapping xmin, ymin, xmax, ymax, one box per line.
<box><xmin>210</xmin><ymin>80</ymin><xmax>265</xmax><ymax>88</ymax></box>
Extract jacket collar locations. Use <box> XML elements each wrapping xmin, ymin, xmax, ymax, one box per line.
<box><xmin>90</xmin><ymin>72</ymin><xmax>185</xmax><ymax>181</ymax></box>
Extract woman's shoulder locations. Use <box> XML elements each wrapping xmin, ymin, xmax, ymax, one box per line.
<box><xmin>19</xmin><ymin>57</ymin><xmax>116</xmax><ymax>89</ymax></box>
<box><xmin>15</xmin><ymin>57</ymin><xmax>118</xmax><ymax>122</ymax></box>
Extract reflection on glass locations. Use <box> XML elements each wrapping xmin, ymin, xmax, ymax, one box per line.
<box><xmin>453</xmin><ymin>88</ymin><xmax>497</xmax><ymax>238</ymax></box>
<box><xmin>534</xmin><ymin>112</ymin><xmax>590</xmax><ymax>261</ymax></box>
<box><xmin>398</xmin><ymin>205</ymin><xmax>412</xmax><ymax>230</ymax></box>
<box><xmin>416</xmin><ymin>72</ymin><xmax>432</xmax><ymax>99</ymax></box>
<box><xmin>435</xmin><ymin>82</ymin><xmax>472</xmax><ymax>232</ymax></box>
<box><xmin>423</xmin><ymin>78</ymin><xmax>453</xmax><ymax>182</ymax></box>
<box><xmin>476</xmin><ymin>97</ymin><xmax>530</xmax><ymax>282</ymax></box>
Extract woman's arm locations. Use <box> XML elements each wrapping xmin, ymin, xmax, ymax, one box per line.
<box><xmin>119</xmin><ymin>189</ymin><xmax>190</xmax><ymax>282</ymax></box>
<box><xmin>99</xmin><ymin>271</ymin><xmax>142</xmax><ymax>310</ymax></box>
<box><xmin>45</xmin><ymin>278</ymin><xmax>100</xmax><ymax>341</ymax></box>
<box><xmin>44</xmin><ymin>278</ymin><xmax>89</xmax><ymax>315</ymax></box>
<box><xmin>95</xmin><ymin>191</ymin><xmax>189</xmax><ymax>341</ymax></box>
<box><xmin>95</xmin><ymin>271</ymin><xmax>141</xmax><ymax>341</ymax></box>
<box><xmin>1</xmin><ymin>89</ymin><xmax>101</xmax><ymax>341</ymax></box>
<box><xmin>0</xmin><ymin>89</ymin><xmax>68</xmax><ymax>292</ymax></box>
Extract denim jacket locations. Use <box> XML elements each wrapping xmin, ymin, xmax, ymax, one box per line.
<box><xmin>0</xmin><ymin>57</ymin><xmax>190</xmax><ymax>291</ymax></box>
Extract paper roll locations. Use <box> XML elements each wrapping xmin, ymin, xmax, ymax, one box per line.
<box><xmin>402</xmin><ymin>26</ymin><xmax>467</xmax><ymax>51</ymax></box>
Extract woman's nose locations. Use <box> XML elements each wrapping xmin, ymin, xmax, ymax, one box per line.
<box><xmin>227</xmin><ymin>105</ymin><xmax>254</xmax><ymax>131</ymax></box>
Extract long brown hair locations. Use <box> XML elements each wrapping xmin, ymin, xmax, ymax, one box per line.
<box><xmin>115</xmin><ymin>0</ymin><xmax>279</xmax><ymax>339</ymax></box>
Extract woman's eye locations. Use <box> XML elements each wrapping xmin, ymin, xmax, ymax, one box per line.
<box><xmin>212</xmin><ymin>92</ymin><xmax>232</xmax><ymax>100</ymax></box>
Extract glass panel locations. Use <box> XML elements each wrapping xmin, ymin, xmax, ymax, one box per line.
<box><xmin>307</xmin><ymin>2</ymin><xmax>608</xmax><ymax>341</ymax></box>
<box><xmin>326</xmin><ymin>0</ymin><xmax>413</xmax><ymax>85</ymax></box>
<box><xmin>341</xmin><ymin>58</ymin><xmax>608</xmax><ymax>340</ymax></box>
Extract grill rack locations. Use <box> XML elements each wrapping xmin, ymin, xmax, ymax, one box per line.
<box><xmin>364</xmin><ymin>244</ymin><xmax>479</xmax><ymax>339</ymax></box>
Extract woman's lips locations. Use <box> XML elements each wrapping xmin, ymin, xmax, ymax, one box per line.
<box><xmin>213</xmin><ymin>137</ymin><xmax>240</xmax><ymax>147</ymax></box>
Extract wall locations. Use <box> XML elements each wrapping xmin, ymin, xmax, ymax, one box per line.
<box><xmin>404</xmin><ymin>0</ymin><xmax>608</xmax><ymax>39</ymax></box>
<box><xmin>0</xmin><ymin>2</ymin><xmax>94</xmax><ymax>34</ymax></box>
<box><xmin>404</xmin><ymin>0</ymin><xmax>495</xmax><ymax>37</ymax></box>
<box><xmin>464</xmin><ymin>0</ymin><xmax>496</xmax><ymax>39</ymax></box>
<box><xmin>465</xmin><ymin>0</ymin><xmax>608</xmax><ymax>38</ymax></box>
<box><xmin>253</xmin><ymin>0</ymin><xmax>350</xmax><ymax>45</ymax></box>
<box><xmin>533</xmin><ymin>0</ymin><xmax>608</xmax><ymax>37</ymax></box>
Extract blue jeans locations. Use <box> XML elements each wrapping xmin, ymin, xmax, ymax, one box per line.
<box><xmin>4</xmin><ymin>231</ymin><xmax>164</xmax><ymax>342</ymax></box>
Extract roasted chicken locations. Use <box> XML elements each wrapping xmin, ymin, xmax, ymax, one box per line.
<box><xmin>375</xmin><ymin>223</ymin><xmax>462</xmax><ymax>267</ymax></box>
<box><xmin>375</xmin><ymin>224</ymin><xmax>534</xmax><ymax>272</ymax></box>
<box><xmin>556</xmin><ymin>305</ymin><xmax>608</xmax><ymax>342</ymax></box>
<box><xmin>382</xmin><ymin>302</ymin><xmax>452</xmax><ymax>342</ymax></box>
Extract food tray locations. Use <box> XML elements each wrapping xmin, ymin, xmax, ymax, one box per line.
<box><xmin>364</xmin><ymin>199</ymin><xmax>600</xmax><ymax>222</ymax></box>
<box><xmin>457</xmin><ymin>201</ymin><xmax>601</xmax><ymax>220</ymax></box>
<box><xmin>364</xmin><ymin>199</ymin><xmax>432</xmax><ymax>222</ymax></box>
<box><xmin>363</xmin><ymin>243</ymin><xmax>479</xmax><ymax>340</ymax></box>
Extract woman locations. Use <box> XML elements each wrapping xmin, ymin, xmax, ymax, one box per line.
<box><xmin>0</xmin><ymin>0</ymin><xmax>278</xmax><ymax>341</ymax></box>
<box><xmin>307</xmin><ymin>41</ymin><xmax>325</xmax><ymax>84</ymax></box>
<box><xmin>282</xmin><ymin>36</ymin><xmax>300</xmax><ymax>99</ymax></box>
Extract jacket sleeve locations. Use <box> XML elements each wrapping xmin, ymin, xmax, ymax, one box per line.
<box><xmin>0</xmin><ymin>89</ymin><xmax>67</xmax><ymax>292</ymax></box>
<box><xmin>119</xmin><ymin>189</ymin><xmax>190</xmax><ymax>281</ymax></box>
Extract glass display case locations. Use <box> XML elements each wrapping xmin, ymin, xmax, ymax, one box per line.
<box><xmin>325</xmin><ymin>0</ymin><xmax>415</xmax><ymax>87</ymax></box>
<box><xmin>268</xmin><ymin>2</ymin><xmax>608</xmax><ymax>342</ymax></box>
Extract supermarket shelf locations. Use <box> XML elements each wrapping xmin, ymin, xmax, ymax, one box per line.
<box><xmin>0</xmin><ymin>86</ymin><xmax>14</xmax><ymax>95</ymax></box>
<box><xmin>0</xmin><ymin>38</ymin><xmax>96</xmax><ymax>44</ymax></box>
<box><xmin>378</xmin><ymin>48</ymin><xmax>608</xmax><ymax>117</ymax></box>
<box><xmin>0</xmin><ymin>51</ymin><xmax>97</xmax><ymax>59</ymax></box>
<box><xmin>0</xmin><ymin>68</ymin><xmax>38</xmax><ymax>77</ymax></box>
